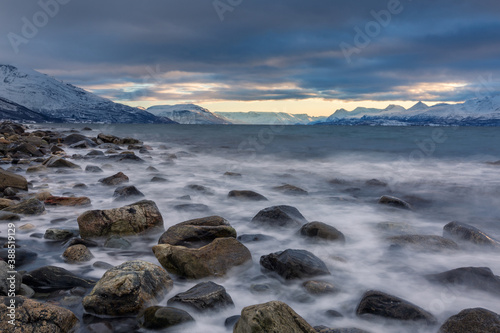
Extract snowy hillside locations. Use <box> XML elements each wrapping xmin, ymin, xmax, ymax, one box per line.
<box><xmin>147</xmin><ymin>104</ymin><xmax>231</xmax><ymax>124</ymax></box>
<box><xmin>215</xmin><ymin>111</ymin><xmax>326</xmax><ymax>125</ymax></box>
<box><xmin>0</xmin><ymin>65</ymin><xmax>174</xmax><ymax>123</ymax></box>
<box><xmin>0</xmin><ymin>97</ymin><xmax>57</xmax><ymax>123</ymax></box>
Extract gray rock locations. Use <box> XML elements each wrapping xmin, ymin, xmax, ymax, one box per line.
<box><xmin>99</xmin><ymin>171</ymin><xmax>129</xmax><ymax>186</ymax></box>
<box><xmin>443</xmin><ymin>221</ymin><xmax>500</xmax><ymax>248</ymax></box>
<box><xmin>237</xmin><ymin>234</ymin><xmax>276</xmax><ymax>243</ymax></box>
<box><xmin>303</xmin><ymin>280</ymin><xmax>340</xmax><ymax>295</ymax></box>
<box><xmin>388</xmin><ymin>235</ymin><xmax>459</xmax><ymax>252</ymax></box>
<box><xmin>315</xmin><ymin>327</ymin><xmax>371</xmax><ymax>333</ymax></box>
<box><xmin>378</xmin><ymin>195</ymin><xmax>412</xmax><ymax>210</ymax></box>
<box><xmin>167</xmin><ymin>281</ymin><xmax>234</xmax><ymax>312</ymax></box>
<box><xmin>44</xmin><ymin>228</ymin><xmax>76</xmax><ymax>241</ymax></box>
<box><xmin>186</xmin><ymin>184</ymin><xmax>215</xmax><ymax>195</ymax></box>
<box><xmin>0</xmin><ymin>211</ymin><xmax>20</xmax><ymax>221</ymax></box>
<box><xmin>64</xmin><ymin>133</ymin><xmax>96</xmax><ymax>147</ymax></box>
<box><xmin>273</xmin><ymin>184</ymin><xmax>309</xmax><ymax>196</ymax></box>
<box><xmin>113</xmin><ymin>185</ymin><xmax>145</xmax><ymax>201</ymax></box>
<box><xmin>43</xmin><ymin>156</ymin><xmax>81</xmax><ymax>169</ymax></box>
<box><xmin>139</xmin><ymin>306</ymin><xmax>195</xmax><ymax>330</ymax></box>
<box><xmin>22</xmin><ymin>266</ymin><xmax>96</xmax><ymax>292</ymax></box>
<box><xmin>252</xmin><ymin>205</ymin><xmax>307</xmax><ymax>228</ymax></box>
<box><xmin>228</xmin><ymin>190</ymin><xmax>268</xmax><ymax>201</ymax></box>
<box><xmin>300</xmin><ymin>222</ymin><xmax>345</xmax><ymax>243</ymax></box>
<box><xmin>355</xmin><ymin>290</ymin><xmax>437</xmax><ymax>325</ymax></box>
<box><xmin>83</xmin><ymin>260</ymin><xmax>173</xmax><ymax>316</ymax></box>
<box><xmin>85</xmin><ymin>165</ymin><xmax>103</xmax><ymax>173</ymax></box>
<box><xmin>438</xmin><ymin>308</ymin><xmax>500</xmax><ymax>333</ymax></box>
<box><xmin>260</xmin><ymin>249</ymin><xmax>330</xmax><ymax>280</ymax></box>
<box><xmin>0</xmin><ymin>168</ymin><xmax>28</xmax><ymax>191</ymax></box>
<box><xmin>174</xmin><ymin>203</ymin><xmax>210</xmax><ymax>212</ymax></box>
<box><xmin>104</xmin><ymin>235</ymin><xmax>132</xmax><ymax>249</ymax></box>
<box><xmin>426</xmin><ymin>267</ymin><xmax>500</xmax><ymax>297</ymax></box>
<box><xmin>2</xmin><ymin>198</ymin><xmax>45</xmax><ymax>215</ymax></box>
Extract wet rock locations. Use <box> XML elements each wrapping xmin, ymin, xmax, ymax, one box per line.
<box><xmin>77</xmin><ymin>200</ymin><xmax>164</xmax><ymax>238</ymax></box>
<box><xmin>0</xmin><ymin>261</ymin><xmax>21</xmax><ymax>295</ymax></box>
<box><xmin>83</xmin><ymin>260</ymin><xmax>173</xmax><ymax>316</ymax></box>
<box><xmin>378</xmin><ymin>195</ymin><xmax>412</xmax><ymax>210</ymax></box>
<box><xmin>225</xmin><ymin>315</ymin><xmax>241</xmax><ymax>329</ymax></box>
<box><xmin>43</xmin><ymin>156</ymin><xmax>81</xmax><ymax>169</ymax></box>
<box><xmin>85</xmin><ymin>165</ymin><xmax>103</xmax><ymax>173</ymax></box>
<box><xmin>99</xmin><ymin>171</ymin><xmax>129</xmax><ymax>186</ymax></box>
<box><xmin>0</xmin><ymin>198</ymin><xmax>14</xmax><ymax>209</ymax></box>
<box><xmin>44</xmin><ymin>228</ymin><xmax>77</xmax><ymax>241</ymax></box>
<box><xmin>324</xmin><ymin>310</ymin><xmax>344</xmax><ymax>319</ymax></box>
<box><xmin>50</xmin><ymin>145</ymin><xmax>65</xmax><ymax>154</ymax></box>
<box><xmin>63</xmin><ymin>244</ymin><xmax>94</xmax><ymax>263</ymax></box>
<box><xmin>2</xmin><ymin>198</ymin><xmax>45</xmax><ymax>215</ymax></box>
<box><xmin>0</xmin><ymin>248</ymin><xmax>37</xmax><ymax>267</ymax></box>
<box><xmin>237</xmin><ymin>234</ymin><xmax>276</xmax><ymax>243</ymax></box>
<box><xmin>113</xmin><ymin>185</ymin><xmax>145</xmax><ymax>201</ymax></box>
<box><xmin>260</xmin><ymin>249</ymin><xmax>330</xmax><ymax>280</ymax></box>
<box><xmin>365</xmin><ymin>179</ymin><xmax>387</xmax><ymax>187</ymax></box>
<box><xmin>443</xmin><ymin>221</ymin><xmax>500</xmax><ymax>248</ymax></box>
<box><xmin>110</xmin><ymin>152</ymin><xmax>145</xmax><ymax>163</ymax></box>
<box><xmin>438</xmin><ymin>308</ymin><xmax>500</xmax><ymax>333</ymax></box>
<box><xmin>224</xmin><ymin>171</ymin><xmax>242</xmax><ymax>177</ymax></box>
<box><xmin>234</xmin><ymin>300</ymin><xmax>316</xmax><ymax>333</ymax></box>
<box><xmin>2</xmin><ymin>186</ymin><xmax>18</xmax><ymax>197</ymax></box>
<box><xmin>167</xmin><ymin>281</ymin><xmax>234</xmax><ymax>312</ymax></box>
<box><xmin>158</xmin><ymin>216</ymin><xmax>236</xmax><ymax>248</ymax></box>
<box><xmin>151</xmin><ymin>176</ymin><xmax>168</xmax><ymax>182</ymax></box>
<box><xmin>273</xmin><ymin>184</ymin><xmax>309</xmax><ymax>196</ymax></box>
<box><xmin>315</xmin><ymin>327</ymin><xmax>371</xmax><ymax>333</ymax></box>
<box><xmin>153</xmin><ymin>237</ymin><xmax>252</xmax><ymax>279</ymax></box>
<box><xmin>70</xmin><ymin>140</ymin><xmax>94</xmax><ymax>149</ymax></box>
<box><xmin>228</xmin><ymin>190</ymin><xmax>268</xmax><ymax>201</ymax></box>
<box><xmin>146</xmin><ymin>165</ymin><xmax>159</xmax><ymax>172</ymax></box>
<box><xmin>23</xmin><ymin>266</ymin><xmax>96</xmax><ymax>291</ymax></box>
<box><xmin>64</xmin><ymin>133</ymin><xmax>96</xmax><ymax>147</ymax></box>
<box><xmin>67</xmin><ymin>237</ymin><xmax>99</xmax><ymax>248</ymax></box>
<box><xmin>376</xmin><ymin>222</ymin><xmax>416</xmax><ymax>236</ymax></box>
<box><xmin>139</xmin><ymin>306</ymin><xmax>195</xmax><ymax>330</ymax></box>
<box><xmin>300</xmin><ymin>222</ymin><xmax>345</xmax><ymax>243</ymax></box>
<box><xmin>355</xmin><ymin>290</ymin><xmax>437</xmax><ymax>325</ymax></box>
<box><xmin>0</xmin><ymin>296</ymin><xmax>78</xmax><ymax>333</ymax></box>
<box><xmin>104</xmin><ymin>235</ymin><xmax>132</xmax><ymax>249</ymax></box>
<box><xmin>98</xmin><ymin>133</ymin><xmax>121</xmax><ymax>144</ymax></box>
<box><xmin>186</xmin><ymin>184</ymin><xmax>215</xmax><ymax>195</ymax></box>
<box><xmin>73</xmin><ymin>183</ymin><xmax>88</xmax><ymax>189</ymax></box>
<box><xmin>93</xmin><ymin>261</ymin><xmax>114</xmax><ymax>270</ymax></box>
<box><xmin>26</xmin><ymin>164</ymin><xmax>47</xmax><ymax>173</ymax></box>
<box><xmin>252</xmin><ymin>205</ymin><xmax>307</xmax><ymax>228</ymax></box>
<box><xmin>0</xmin><ymin>211</ymin><xmax>20</xmax><ymax>221</ymax></box>
<box><xmin>0</xmin><ymin>168</ymin><xmax>28</xmax><ymax>191</ymax></box>
<box><xmin>44</xmin><ymin>196</ymin><xmax>91</xmax><ymax>206</ymax></box>
<box><xmin>426</xmin><ymin>267</ymin><xmax>500</xmax><ymax>297</ymax></box>
<box><xmin>19</xmin><ymin>223</ymin><xmax>36</xmax><ymax>232</ymax></box>
<box><xmin>388</xmin><ymin>235</ymin><xmax>459</xmax><ymax>252</ymax></box>
<box><xmin>86</xmin><ymin>150</ymin><xmax>105</xmax><ymax>156</ymax></box>
<box><xmin>303</xmin><ymin>280</ymin><xmax>340</xmax><ymax>295</ymax></box>
<box><xmin>174</xmin><ymin>203</ymin><xmax>210</xmax><ymax>212</ymax></box>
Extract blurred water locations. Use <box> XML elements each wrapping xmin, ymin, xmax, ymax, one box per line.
<box><xmin>23</xmin><ymin>124</ymin><xmax>500</xmax><ymax>332</ymax></box>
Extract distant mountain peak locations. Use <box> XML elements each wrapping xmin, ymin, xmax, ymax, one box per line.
<box><xmin>408</xmin><ymin>101</ymin><xmax>429</xmax><ymax>111</ymax></box>
<box><xmin>147</xmin><ymin>104</ymin><xmax>230</xmax><ymax>124</ymax></box>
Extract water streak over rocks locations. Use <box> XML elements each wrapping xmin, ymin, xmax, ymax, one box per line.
<box><xmin>77</xmin><ymin>200</ymin><xmax>164</xmax><ymax>238</ymax></box>
<box><xmin>83</xmin><ymin>260</ymin><xmax>173</xmax><ymax>316</ymax></box>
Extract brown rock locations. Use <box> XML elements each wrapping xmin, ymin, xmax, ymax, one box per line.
<box><xmin>438</xmin><ymin>308</ymin><xmax>500</xmax><ymax>333</ymax></box>
<box><xmin>63</xmin><ymin>244</ymin><xmax>94</xmax><ymax>263</ymax></box>
<box><xmin>99</xmin><ymin>172</ymin><xmax>129</xmax><ymax>186</ymax></box>
<box><xmin>0</xmin><ymin>168</ymin><xmax>28</xmax><ymax>191</ymax></box>
<box><xmin>45</xmin><ymin>196</ymin><xmax>91</xmax><ymax>206</ymax></box>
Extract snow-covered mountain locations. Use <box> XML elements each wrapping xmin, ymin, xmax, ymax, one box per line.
<box><xmin>319</xmin><ymin>96</ymin><xmax>500</xmax><ymax>126</ymax></box>
<box><xmin>0</xmin><ymin>97</ymin><xmax>58</xmax><ymax>123</ymax></box>
<box><xmin>0</xmin><ymin>65</ymin><xmax>174</xmax><ymax>123</ymax></box>
<box><xmin>215</xmin><ymin>111</ymin><xmax>327</xmax><ymax>125</ymax></box>
<box><xmin>147</xmin><ymin>104</ymin><xmax>231</xmax><ymax>124</ymax></box>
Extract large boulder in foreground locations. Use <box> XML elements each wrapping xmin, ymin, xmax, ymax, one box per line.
<box><xmin>158</xmin><ymin>216</ymin><xmax>236</xmax><ymax>248</ymax></box>
<box><xmin>83</xmin><ymin>260</ymin><xmax>173</xmax><ymax>316</ymax></box>
<box><xmin>443</xmin><ymin>221</ymin><xmax>500</xmax><ymax>248</ymax></box>
<box><xmin>438</xmin><ymin>308</ymin><xmax>500</xmax><ymax>333</ymax></box>
<box><xmin>153</xmin><ymin>237</ymin><xmax>251</xmax><ymax>279</ymax></box>
<box><xmin>234</xmin><ymin>301</ymin><xmax>316</xmax><ymax>333</ymax></box>
<box><xmin>260</xmin><ymin>249</ymin><xmax>330</xmax><ymax>280</ymax></box>
<box><xmin>0</xmin><ymin>296</ymin><xmax>78</xmax><ymax>333</ymax></box>
<box><xmin>77</xmin><ymin>200</ymin><xmax>164</xmax><ymax>238</ymax></box>
<box><xmin>252</xmin><ymin>205</ymin><xmax>307</xmax><ymax>228</ymax></box>
<box><xmin>356</xmin><ymin>290</ymin><xmax>437</xmax><ymax>325</ymax></box>
<box><xmin>0</xmin><ymin>168</ymin><xmax>27</xmax><ymax>191</ymax></box>
<box><xmin>426</xmin><ymin>267</ymin><xmax>500</xmax><ymax>297</ymax></box>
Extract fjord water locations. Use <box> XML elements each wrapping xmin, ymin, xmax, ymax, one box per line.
<box><xmin>28</xmin><ymin>124</ymin><xmax>500</xmax><ymax>332</ymax></box>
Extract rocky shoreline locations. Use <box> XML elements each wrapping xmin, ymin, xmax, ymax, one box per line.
<box><xmin>0</xmin><ymin>121</ymin><xmax>499</xmax><ymax>332</ymax></box>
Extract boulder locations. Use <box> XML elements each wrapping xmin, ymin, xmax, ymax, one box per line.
<box><xmin>228</xmin><ymin>190</ymin><xmax>268</xmax><ymax>201</ymax></box>
<box><xmin>85</xmin><ymin>165</ymin><xmax>103</xmax><ymax>173</ymax></box>
<box><xmin>63</xmin><ymin>244</ymin><xmax>94</xmax><ymax>263</ymax></box>
<box><xmin>0</xmin><ymin>198</ymin><xmax>14</xmax><ymax>209</ymax></box>
<box><xmin>22</xmin><ymin>266</ymin><xmax>96</xmax><ymax>291</ymax></box>
<box><xmin>388</xmin><ymin>235</ymin><xmax>459</xmax><ymax>252</ymax></box>
<box><xmin>44</xmin><ymin>228</ymin><xmax>77</xmax><ymax>241</ymax></box>
<box><xmin>378</xmin><ymin>195</ymin><xmax>412</xmax><ymax>210</ymax></box>
<box><xmin>167</xmin><ymin>281</ymin><xmax>234</xmax><ymax>312</ymax></box>
<box><xmin>273</xmin><ymin>184</ymin><xmax>309</xmax><ymax>196</ymax></box>
<box><xmin>0</xmin><ymin>168</ymin><xmax>27</xmax><ymax>191</ymax></box>
<box><xmin>99</xmin><ymin>171</ymin><xmax>129</xmax><ymax>186</ymax></box>
<box><xmin>98</xmin><ymin>133</ymin><xmax>121</xmax><ymax>144</ymax></box>
<box><xmin>0</xmin><ymin>296</ymin><xmax>78</xmax><ymax>333</ymax></box>
<box><xmin>443</xmin><ymin>221</ymin><xmax>500</xmax><ymax>248</ymax></box>
<box><xmin>43</xmin><ymin>156</ymin><xmax>81</xmax><ymax>169</ymax></box>
<box><xmin>303</xmin><ymin>280</ymin><xmax>340</xmax><ymax>295</ymax></box>
<box><xmin>315</xmin><ymin>327</ymin><xmax>371</xmax><ymax>333</ymax></box>
<box><xmin>234</xmin><ymin>301</ymin><xmax>316</xmax><ymax>333</ymax></box>
<box><xmin>153</xmin><ymin>237</ymin><xmax>252</xmax><ymax>279</ymax></box>
<box><xmin>174</xmin><ymin>203</ymin><xmax>210</xmax><ymax>212</ymax></box>
<box><xmin>77</xmin><ymin>200</ymin><xmax>164</xmax><ymax>238</ymax></box>
<box><xmin>300</xmin><ymin>222</ymin><xmax>345</xmax><ymax>243</ymax></box>
<box><xmin>426</xmin><ymin>267</ymin><xmax>500</xmax><ymax>297</ymax></box>
<box><xmin>104</xmin><ymin>235</ymin><xmax>132</xmax><ymax>249</ymax></box>
<box><xmin>355</xmin><ymin>290</ymin><xmax>437</xmax><ymax>325</ymax></box>
<box><xmin>26</xmin><ymin>164</ymin><xmax>47</xmax><ymax>173</ymax></box>
<box><xmin>237</xmin><ymin>234</ymin><xmax>276</xmax><ymax>243</ymax></box>
<box><xmin>252</xmin><ymin>205</ymin><xmax>307</xmax><ymax>228</ymax></box>
<box><xmin>113</xmin><ymin>185</ymin><xmax>145</xmax><ymax>201</ymax></box>
<box><xmin>0</xmin><ymin>211</ymin><xmax>20</xmax><ymax>221</ymax></box>
<box><xmin>2</xmin><ymin>198</ymin><xmax>45</xmax><ymax>215</ymax></box>
<box><xmin>64</xmin><ymin>133</ymin><xmax>96</xmax><ymax>146</ymax></box>
<box><xmin>44</xmin><ymin>196</ymin><xmax>91</xmax><ymax>206</ymax></box>
<box><xmin>438</xmin><ymin>308</ymin><xmax>500</xmax><ymax>333</ymax></box>
<box><xmin>186</xmin><ymin>184</ymin><xmax>214</xmax><ymax>195</ymax></box>
<box><xmin>260</xmin><ymin>249</ymin><xmax>330</xmax><ymax>280</ymax></box>
<box><xmin>83</xmin><ymin>260</ymin><xmax>173</xmax><ymax>316</ymax></box>
<box><xmin>138</xmin><ymin>306</ymin><xmax>195</xmax><ymax>330</ymax></box>
<box><xmin>158</xmin><ymin>216</ymin><xmax>236</xmax><ymax>248</ymax></box>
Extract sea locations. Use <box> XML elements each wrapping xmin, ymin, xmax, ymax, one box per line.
<box><xmin>21</xmin><ymin>124</ymin><xmax>500</xmax><ymax>332</ymax></box>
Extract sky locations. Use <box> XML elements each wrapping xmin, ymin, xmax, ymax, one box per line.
<box><xmin>1</xmin><ymin>0</ymin><xmax>500</xmax><ymax>116</ymax></box>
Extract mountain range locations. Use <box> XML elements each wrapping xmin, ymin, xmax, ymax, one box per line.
<box><xmin>0</xmin><ymin>64</ymin><xmax>499</xmax><ymax>126</ymax></box>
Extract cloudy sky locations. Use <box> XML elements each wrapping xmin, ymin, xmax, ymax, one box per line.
<box><xmin>1</xmin><ymin>0</ymin><xmax>500</xmax><ymax>116</ymax></box>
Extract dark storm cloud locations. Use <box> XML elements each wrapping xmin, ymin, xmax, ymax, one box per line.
<box><xmin>0</xmin><ymin>0</ymin><xmax>499</xmax><ymax>103</ymax></box>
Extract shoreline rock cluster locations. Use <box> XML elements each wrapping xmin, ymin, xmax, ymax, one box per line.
<box><xmin>0</xmin><ymin>121</ymin><xmax>499</xmax><ymax>333</ymax></box>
